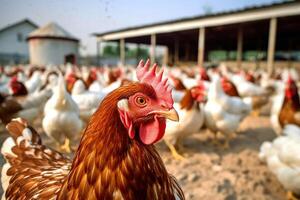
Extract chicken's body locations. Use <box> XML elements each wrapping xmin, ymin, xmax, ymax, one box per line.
<box><xmin>25</xmin><ymin>70</ymin><xmax>42</xmax><ymax>93</ymax></box>
<box><xmin>230</xmin><ymin>73</ymin><xmax>268</xmax><ymax>97</ymax></box>
<box><xmin>72</xmin><ymin>79</ymin><xmax>105</xmax><ymax>122</ymax></box>
<box><xmin>165</xmin><ymin>88</ymin><xmax>205</xmax><ymax>159</ymax></box>
<box><xmin>0</xmin><ymin>88</ymin><xmax>52</xmax><ymax>125</ymax></box>
<box><xmin>1</xmin><ymin>119</ymin><xmax>72</xmax><ymax>200</ymax></box>
<box><xmin>1</xmin><ymin>60</ymin><xmax>184</xmax><ymax>200</ymax></box>
<box><xmin>43</xmin><ymin>75</ymin><xmax>82</xmax><ymax>152</ymax></box>
<box><xmin>0</xmin><ymin>95</ymin><xmax>22</xmax><ymax>124</ymax></box>
<box><xmin>259</xmin><ymin>124</ymin><xmax>300</xmax><ymax>198</ymax></box>
<box><xmin>59</xmin><ymin>86</ymin><xmax>182</xmax><ymax>199</ymax></box>
<box><xmin>204</xmin><ymin>75</ymin><xmax>251</xmax><ymax>148</ymax></box>
<box><xmin>271</xmin><ymin>78</ymin><xmax>300</xmax><ymax>134</ymax></box>
<box><xmin>165</xmin><ymin>103</ymin><xmax>204</xmax><ymax>144</ymax></box>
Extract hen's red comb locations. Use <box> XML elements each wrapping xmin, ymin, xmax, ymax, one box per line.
<box><xmin>10</xmin><ymin>76</ymin><xmax>18</xmax><ymax>83</ymax></box>
<box><xmin>136</xmin><ymin>59</ymin><xmax>173</xmax><ymax>108</ymax></box>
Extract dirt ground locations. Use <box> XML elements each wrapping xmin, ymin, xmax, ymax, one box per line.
<box><xmin>0</xmin><ymin>115</ymin><xmax>287</xmax><ymax>200</ymax></box>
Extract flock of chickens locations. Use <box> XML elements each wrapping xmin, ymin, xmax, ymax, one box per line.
<box><xmin>0</xmin><ymin>60</ymin><xmax>299</xmax><ymax>199</ymax></box>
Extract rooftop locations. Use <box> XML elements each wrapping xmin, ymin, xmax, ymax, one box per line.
<box><xmin>0</xmin><ymin>18</ymin><xmax>38</xmax><ymax>34</ymax></box>
<box><xmin>94</xmin><ymin>0</ymin><xmax>297</xmax><ymax>39</ymax></box>
<box><xmin>28</xmin><ymin>22</ymin><xmax>79</xmax><ymax>42</ymax></box>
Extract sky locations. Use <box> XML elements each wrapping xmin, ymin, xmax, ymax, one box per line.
<box><xmin>0</xmin><ymin>0</ymin><xmax>284</xmax><ymax>56</ymax></box>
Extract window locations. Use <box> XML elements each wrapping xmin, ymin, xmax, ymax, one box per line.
<box><xmin>17</xmin><ymin>33</ymin><xmax>23</xmax><ymax>42</ymax></box>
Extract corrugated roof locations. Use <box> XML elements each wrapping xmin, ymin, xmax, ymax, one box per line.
<box><xmin>94</xmin><ymin>0</ymin><xmax>295</xmax><ymax>37</ymax></box>
<box><xmin>0</xmin><ymin>18</ymin><xmax>38</xmax><ymax>33</ymax></box>
<box><xmin>28</xmin><ymin>22</ymin><xmax>79</xmax><ymax>42</ymax></box>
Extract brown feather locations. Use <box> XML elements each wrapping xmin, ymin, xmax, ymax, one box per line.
<box><xmin>221</xmin><ymin>78</ymin><xmax>240</xmax><ymax>97</ymax></box>
<box><xmin>170</xmin><ymin>77</ymin><xmax>186</xmax><ymax>91</ymax></box>
<box><xmin>179</xmin><ymin>89</ymin><xmax>199</xmax><ymax>111</ymax></box>
<box><xmin>4</xmin><ymin>83</ymin><xmax>184</xmax><ymax>200</ymax></box>
<box><xmin>0</xmin><ymin>97</ymin><xmax>23</xmax><ymax>124</ymax></box>
<box><xmin>57</xmin><ymin>83</ymin><xmax>184</xmax><ymax>200</ymax></box>
<box><xmin>279</xmin><ymin>98</ymin><xmax>300</xmax><ymax>127</ymax></box>
<box><xmin>279</xmin><ymin>81</ymin><xmax>300</xmax><ymax>127</ymax></box>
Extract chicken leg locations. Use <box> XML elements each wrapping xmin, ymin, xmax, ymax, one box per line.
<box><xmin>164</xmin><ymin>140</ymin><xmax>185</xmax><ymax>160</ymax></box>
<box><xmin>287</xmin><ymin>191</ymin><xmax>300</xmax><ymax>200</ymax></box>
<box><xmin>222</xmin><ymin>136</ymin><xmax>230</xmax><ymax>150</ymax></box>
<box><xmin>212</xmin><ymin>132</ymin><xmax>234</xmax><ymax>150</ymax></box>
<box><xmin>208</xmin><ymin>130</ymin><xmax>217</xmax><ymax>144</ymax></box>
<box><xmin>175</xmin><ymin>139</ymin><xmax>187</xmax><ymax>154</ymax></box>
<box><xmin>251</xmin><ymin>109</ymin><xmax>260</xmax><ymax>117</ymax></box>
<box><xmin>211</xmin><ymin>131</ymin><xmax>223</xmax><ymax>148</ymax></box>
<box><xmin>60</xmin><ymin>138</ymin><xmax>71</xmax><ymax>153</ymax></box>
<box><xmin>221</xmin><ymin>133</ymin><xmax>236</xmax><ymax>150</ymax></box>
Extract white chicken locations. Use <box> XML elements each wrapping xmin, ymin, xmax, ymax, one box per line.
<box><xmin>17</xmin><ymin>88</ymin><xmax>53</xmax><ymax>124</ymax></box>
<box><xmin>270</xmin><ymin>80</ymin><xmax>286</xmax><ymax>134</ymax></box>
<box><xmin>25</xmin><ymin>70</ymin><xmax>42</xmax><ymax>93</ymax></box>
<box><xmin>259</xmin><ymin>124</ymin><xmax>300</xmax><ymax>199</ymax></box>
<box><xmin>164</xmin><ymin>85</ymin><xmax>206</xmax><ymax>159</ymax></box>
<box><xmin>204</xmin><ymin>75</ymin><xmax>251</xmax><ymax>148</ymax></box>
<box><xmin>220</xmin><ymin>64</ymin><xmax>268</xmax><ymax>97</ymax></box>
<box><xmin>168</xmin><ymin>75</ymin><xmax>187</xmax><ymax>103</ymax></box>
<box><xmin>230</xmin><ymin>73</ymin><xmax>268</xmax><ymax>97</ymax></box>
<box><xmin>72</xmin><ymin>79</ymin><xmax>105</xmax><ymax>122</ymax></box>
<box><xmin>42</xmin><ymin>75</ymin><xmax>83</xmax><ymax>152</ymax></box>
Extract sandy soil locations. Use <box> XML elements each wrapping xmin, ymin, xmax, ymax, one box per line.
<box><xmin>158</xmin><ymin>116</ymin><xmax>286</xmax><ymax>200</ymax></box>
<box><xmin>0</xmin><ymin>115</ymin><xmax>287</xmax><ymax>200</ymax></box>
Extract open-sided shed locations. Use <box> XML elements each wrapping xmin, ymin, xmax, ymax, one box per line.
<box><xmin>94</xmin><ymin>1</ymin><xmax>300</xmax><ymax>74</ymax></box>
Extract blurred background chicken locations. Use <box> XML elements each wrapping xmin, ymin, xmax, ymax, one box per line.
<box><xmin>204</xmin><ymin>74</ymin><xmax>251</xmax><ymax>149</ymax></box>
<box><xmin>0</xmin><ymin>87</ymin><xmax>52</xmax><ymax>125</ymax></box>
<box><xmin>271</xmin><ymin>76</ymin><xmax>300</xmax><ymax>134</ymax></box>
<box><xmin>164</xmin><ymin>84</ymin><xmax>206</xmax><ymax>160</ymax></box>
<box><xmin>71</xmin><ymin>78</ymin><xmax>105</xmax><ymax>122</ymax></box>
<box><xmin>259</xmin><ymin>124</ymin><xmax>300</xmax><ymax>200</ymax></box>
<box><xmin>42</xmin><ymin>75</ymin><xmax>83</xmax><ymax>152</ymax></box>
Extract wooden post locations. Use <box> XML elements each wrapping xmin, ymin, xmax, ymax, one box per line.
<box><xmin>184</xmin><ymin>43</ymin><xmax>190</xmax><ymax>61</ymax></box>
<box><xmin>120</xmin><ymin>38</ymin><xmax>125</xmax><ymax>65</ymax></box>
<box><xmin>163</xmin><ymin>47</ymin><xmax>168</xmax><ymax>66</ymax></box>
<box><xmin>198</xmin><ymin>27</ymin><xmax>205</xmax><ymax>67</ymax></box>
<box><xmin>174</xmin><ymin>37</ymin><xmax>179</xmax><ymax>65</ymax></box>
<box><xmin>150</xmin><ymin>34</ymin><xmax>156</xmax><ymax>64</ymax></box>
<box><xmin>96</xmin><ymin>40</ymin><xmax>101</xmax><ymax>66</ymax></box>
<box><xmin>136</xmin><ymin>43</ymin><xmax>140</xmax><ymax>65</ymax></box>
<box><xmin>237</xmin><ymin>26</ymin><xmax>243</xmax><ymax>68</ymax></box>
<box><xmin>267</xmin><ymin>18</ymin><xmax>277</xmax><ymax>76</ymax></box>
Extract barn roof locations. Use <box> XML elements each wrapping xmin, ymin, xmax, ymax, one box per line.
<box><xmin>94</xmin><ymin>0</ymin><xmax>298</xmax><ymax>41</ymax></box>
<box><xmin>27</xmin><ymin>22</ymin><xmax>79</xmax><ymax>42</ymax></box>
<box><xmin>0</xmin><ymin>18</ymin><xmax>38</xmax><ymax>33</ymax></box>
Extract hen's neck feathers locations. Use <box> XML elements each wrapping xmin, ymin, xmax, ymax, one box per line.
<box><xmin>179</xmin><ymin>89</ymin><xmax>198</xmax><ymax>111</ymax></box>
<box><xmin>52</xmin><ymin>76</ymin><xmax>77</xmax><ymax>111</ymax></box>
<box><xmin>284</xmin><ymin>82</ymin><xmax>300</xmax><ymax>111</ymax></box>
<box><xmin>58</xmin><ymin>83</ymin><xmax>184</xmax><ymax>200</ymax></box>
<box><xmin>210</xmin><ymin>76</ymin><xmax>225</xmax><ymax>100</ymax></box>
<box><xmin>288</xmin><ymin>90</ymin><xmax>300</xmax><ymax>111</ymax></box>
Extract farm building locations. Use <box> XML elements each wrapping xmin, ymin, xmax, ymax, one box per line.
<box><xmin>94</xmin><ymin>1</ymin><xmax>300</xmax><ymax>74</ymax></box>
<box><xmin>28</xmin><ymin>22</ymin><xmax>79</xmax><ymax>66</ymax></box>
<box><xmin>0</xmin><ymin>19</ymin><xmax>38</xmax><ymax>65</ymax></box>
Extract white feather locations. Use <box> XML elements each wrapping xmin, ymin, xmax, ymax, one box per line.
<box><xmin>259</xmin><ymin>124</ymin><xmax>300</xmax><ymax>195</ymax></box>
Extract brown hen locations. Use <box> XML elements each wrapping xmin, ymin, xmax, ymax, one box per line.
<box><xmin>279</xmin><ymin>77</ymin><xmax>300</xmax><ymax>127</ymax></box>
<box><xmin>1</xmin><ymin>60</ymin><xmax>184</xmax><ymax>200</ymax></box>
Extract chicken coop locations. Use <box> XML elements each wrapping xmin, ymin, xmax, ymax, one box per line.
<box><xmin>94</xmin><ymin>1</ymin><xmax>300</xmax><ymax>74</ymax></box>
<box><xmin>27</xmin><ymin>22</ymin><xmax>79</xmax><ymax>66</ymax></box>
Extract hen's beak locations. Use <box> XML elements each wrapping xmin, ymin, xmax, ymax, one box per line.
<box><xmin>151</xmin><ymin>108</ymin><xmax>179</xmax><ymax>122</ymax></box>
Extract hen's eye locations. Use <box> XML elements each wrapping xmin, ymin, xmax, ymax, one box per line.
<box><xmin>136</xmin><ymin>97</ymin><xmax>146</xmax><ymax>105</ymax></box>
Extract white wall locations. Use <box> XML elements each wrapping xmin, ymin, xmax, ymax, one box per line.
<box><xmin>0</xmin><ymin>22</ymin><xmax>36</xmax><ymax>56</ymax></box>
<box><xmin>29</xmin><ymin>38</ymin><xmax>79</xmax><ymax>65</ymax></box>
